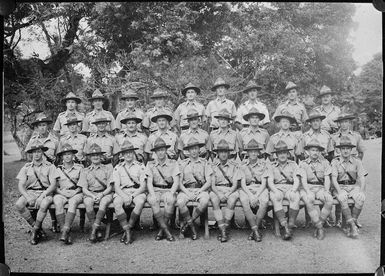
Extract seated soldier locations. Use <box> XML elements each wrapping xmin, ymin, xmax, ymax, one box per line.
<box><xmin>53</xmin><ymin>144</ymin><xmax>84</xmax><ymax>244</ymax></box>
<box><xmin>239</xmin><ymin>139</ymin><xmax>272</xmax><ymax>242</ymax></box>
<box><xmin>15</xmin><ymin>141</ymin><xmax>58</xmax><ymax>245</ymax></box>
<box><xmin>147</xmin><ymin>138</ymin><xmax>180</xmax><ymax>242</ymax></box>
<box><xmin>178</xmin><ymin>109</ymin><xmax>209</xmax><ymax>160</ymax></box>
<box><xmin>268</xmin><ymin>140</ymin><xmax>301</xmax><ymax>241</ymax></box>
<box><xmin>112</xmin><ymin>140</ymin><xmax>148</xmax><ymax>245</ymax></box>
<box><xmin>209</xmin><ymin>139</ymin><xmax>242</xmax><ymax>242</ymax></box>
<box><xmin>177</xmin><ymin>137</ymin><xmax>213</xmax><ymax>240</ymax></box>
<box><xmin>331</xmin><ymin>136</ymin><xmax>367</xmax><ymax>239</ymax></box>
<box><xmin>78</xmin><ymin>143</ymin><xmax>114</xmax><ymax>243</ymax></box>
<box><xmin>298</xmin><ymin>138</ymin><xmax>333</xmax><ymax>240</ymax></box>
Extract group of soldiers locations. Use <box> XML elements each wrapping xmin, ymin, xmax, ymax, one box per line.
<box><xmin>15</xmin><ymin>77</ymin><xmax>367</xmax><ymax>246</ymax></box>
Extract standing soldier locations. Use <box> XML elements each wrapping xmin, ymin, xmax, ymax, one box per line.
<box><xmin>208</xmin><ymin>109</ymin><xmax>240</xmax><ymax>161</ymax></box>
<box><xmin>272</xmin><ymin>82</ymin><xmax>308</xmax><ymax>134</ymax></box>
<box><xmin>147</xmin><ymin>138</ymin><xmax>180</xmax><ymax>241</ymax></box>
<box><xmin>297</xmin><ymin>110</ymin><xmax>334</xmax><ymax>162</ymax></box>
<box><xmin>145</xmin><ymin>111</ymin><xmax>179</xmax><ymax>161</ymax></box>
<box><xmin>266</xmin><ymin>110</ymin><xmax>299</xmax><ymax>161</ymax></box>
<box><xmin>112</xmin><ymin>140</ymin><xmax>148</xmax><ymax>245</ymax></box>
<box><xmin>178</xmin><ymin>109</ymin><xmax>209</xmax><ymax>160</ymax></box>
<box><xmin>174</xmin><ymin>82</ymin><xmax>206</xmax><ymax>133</ymax></box>
<box><xmin>84</xmin><ymin>116</ymin><xmax>119</xmax><ymax>165</ymax></box>
<box><xmin>235</xmin><ymin>80</ymin><xmax>270</xmax><ymax>130</ymax></box>
<box><xmin>53</xmin><ymin>144</ymin><xmax>84</xmax><ymax>244</ymax></box>
<box><xmin>313</xmin><ymin>85</ymin><xmax>341</xmax><ymax>134</ymax></box>
<box><xmin>205</xmin><ymin>77</ymin><xmax>237</xmax><ymax>131</ymax></box>
<box><xmin>115</xmin><ymin>113</ymin><xmax>148</xmax><ymax>164</ymax></box>
<box><xmin>58</xmin><ymin>116</ymin><xmax>87</xmax><ymax>165</ymax></box>
<box><xmin>115</xmin><ymin>88</ymin><xmax>144</xmax><ymax>132</ymax></box>
<box><xmin>298</xmin><ymin>138</ymin><xmax>333</xmax><ymax>240</ymax></box>
<box><xmin>209</xmin><ymin>139</ymin><xmax>242</xmax><ymax>242</ymax></box>
<box><xmin>239</xmin><ymin>139</ymin><xmax>272</xmax><ymax>242</ymax></box>
<box><xmin>177</xmin><ymin>137</ymin><xmax>213</xmax><ymax>240</ymax></box>
<box><xmin>78</xmin><ymin>143</ymin><xmax>114</xmax><ymax>243</ymax></box>
<box><xmin>238</xmin><ymin>107</ymin><xmax>269</xmax><ymax>160</ymax></box>
<box><xmin>331</xmin><ymin>136</ymin><xmax>367</xmax><ymax>239</ymax></box>
<box><xmin>82</xmin><ymin>89</ymin><xmax>117</xmax><ymax>135</ymax></box>
<box><xmin>15</xmin><ymin>141</ymin><xmax>58</xmax><ymax>245</ymax></box>
<box><xmin>142</xmin><ymin>88</ymin><xmax>176</xmax><ymax>135</ymax></box>
<box><xmin>53</xmin><ymin>92</ymin><xmax>85</xmax><ymax>138</ymax></box>
<box><xmin>268</xmin><ymin>140</ymin><xmax>301</xmax><ymax>240</ymax></box>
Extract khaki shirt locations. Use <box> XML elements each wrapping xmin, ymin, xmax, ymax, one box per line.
<box><xmin>53</xmin><ymin>110</ymin><xmax>85</xmax><ymax>137</ymax></box>
<box><xmin>212</xmin><ymin>160</ymin><xmax>243</xmax><ymax>187</ymax></box>
<box><xmin>208</xmin><ymin>128</ymin><xmax>240</xmax><ymax>155</ymax></box>
<box><xmin>113</xmin><ymin>161</ymin><xmax>148</xmax><ymax>189</ymax></box>
<box><xmin>266</xmin><ymin>130</ymin><xmax>299</xmax><ymax>156</ymax></box>
<box><xmin>240</xmin><ymin>158</ymin><xmax>273</xmax><ymax>185</ymax></box>
<box><xmin>331</xmin><ymin>157</ymin><xmax>367</xmax><ymax>182</ymax></box>
<box><xmin>78</xmin><ymin>163</ymin><xmax>113</xmax><ymax>192</ymax></box>
<box><xmin>179</xmin><ymin>158</ymin><xmax>213</xmax><ymax>186</ymax></box>
<box><xmin>205</xmin><ymin>98</ymin><xmax>237</xmax><ymax>128</ymax></box>
<box><xmin>331</xmin><ymin>130</ymin><xmax>365</xmax><ymax>158</ymax></box>
<box><xmin>271</xmin><ymin>160</ymin><xmax>300</xmax><ymax>184</ymax></box>
<box><xmin>235</xmin><ymin>99</ymin><xmax>270</xmax><ymax>126</ymax></box>
<box><xmin>145</xmin><ymin>130</ymin><xmax>178</xmax><ymax>159</ymax></box>
<box><xmin>174</xmin><ymin>101</ymin><xmax>205</xmax><ymax>128</ymax></box>
<box><xmin>85</xmin><ymin>132</ymin><xmax>119</xmax><ymax>159</ymax></box>
<box><xmin>147</xmin><ymin>158</ymin><xmax>180</xmax><ymax>189</ymax></box>
<box><xmin>82</xmin><ymin>109</ymin><xmax>117</xmax><ymax>134</ymax></box>
<box><xmin>297</xmin><ymin>129</ymin><xmax>334</xmax><ymax>156</ymax></box>
<box><xmin>239</xmin><ymin>127</ymin><xmax>270</xmax><ymax>154</ymax></box>
<box><xmin>273</xmin><ymin>100</ymin><xmax>308</xmax><ymax>125</ymax></box>
<box><xmin>26</xmin><ymin>133</ymin><xmax>59</xmax><ymax>162</ymax></box>
<box><xmin>59</xmin><ymin>133</ymin><xmax>87</xmax><ymax>161</ymax></box>
<box><xmin>115</xmin><ymin>131</ymin><xmax>148</xmax><ymax>158</ymax></box>
<box><xmin>313</xmin><ymin>105</ymin><xmax>341</xmax><ymax>132</ymax></box>
<box><xmin>56</xmin><ymin>163</ymin><xmax>83</xmax><ymax>190</ymax></box>
<box><xmin>178</xmin><ymin>128</ymin><xmax>209</xmax><ymax>156</ymax></box>
<box><xmin>115</xmin><ymin>107</ymin><xmax>145</xmax><ymax>131</ymax></box>
<box><xmin>16</xmin><ymin>160</ymin><xmax>58</xmax><ymax>190</ymax></box>
<box><xmin>142</xmin><ymin>106</ymin><xmax>175</xmax><ymax>133</ymax></box>
<box><xmin>299</xmin><ymin>158</ymin><xmax>331</xmax><ymax>184</ymax></box>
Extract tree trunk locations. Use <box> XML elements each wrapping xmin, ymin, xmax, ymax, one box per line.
<box><xmin>10</xmin><ymin>111</ymin><xmax>31</xmax><ymax>160</ymax></box>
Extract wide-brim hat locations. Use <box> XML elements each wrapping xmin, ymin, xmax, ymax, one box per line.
<box><xmin>31</xmin><ymin>115</ymin><xmax>53</xmax><ymax>126</ymax></box>
<box><xmin>64</xmin><ymin>117</ymin><xmax>83</xmax><ymax>125</ymax></box>
<box><xmin>334</xmin><ymin>113</ymin><xmax>356</xmax><ymax>122</ymax></box>
<box><xmin>150</xmin><ymin>88</ymin><xmax>168</xmax><ymax>99</ymax></box>
<box><xmin>213</xmin><ymin>139</ymin><xmax>232</xmax><ymax>152</ymax></box>
<box><xmin>62</xmin><ymin>92</ymin><xmax>82</xmax><ymax>104</ymax></box>
<box><xmin>211</xmin><ymin>77</ymin><xmax>230</xmax><ymax>91</ymax></box>
<box><xmin>116</xmin><ymin>141</ymin><xmax>139</xmax><ymax>155</ymax></box>
<box><xmin>151</xmin><ymin>138</ymin><xmax>171</xmax><ymax>152</ymax></box>
<box><xmin>185</xmin><ymin>109</ymin><xmax>202</xmax><ymax>120</ymax></box>
<box><xmin>214</xmin><ymin>109</ymin><xmax>233</xmax><ymax>121</ymax></box>
<box><xmin>85</xmin><ymin>143</ymin><xmax>106</xmax><ymax>155</ymax></box>
<box><xmin>242</xmin><ymin>80</ymin><xmax>263</xmax><ymax>94</ymax></box>
<box><xmin>306</xmin><ymin>111</ymin><xmax>326</xmax><ymax>122</ymax></box>
<box><xmin>303</xmin><ymin>138</ymin><xmax>325</xmax><ymax>151</ymax></box>
<box><xmin>271</xmin><ymin>140</ymin><xmax>292</xmax><ymax>154</ymax></box>
<box><xmin>88</xmin><ymin>89</ymin><xmax>107</xmax><ymax>101</ymax></box>
<box><xmin>245</xmin><ymin>139</ymin><xmax>263</xmax><ymax>151</ymax></box>
<box><xmin>26</xmin><ymin>143</ymin><xmax>49</xmax><ymax>153</ymax></box>
<box><xmin>121</xmin><ymin>115</ymin><xmax>142</xmax><ymax>124</ymax></box>
<box><xmin>151</xmin><ymin>113</ymin><xmax>173</xmax><ymax>123</ymax></box>
<box><xmin>284</xmin><ymin>81</ymin><xmax>298</xmax><ymax>92</ymax></box>
<box><xmin>182</xmin><ymin>82</ymin><xmax>201</xmax><ymax>96</ymax></box>
<box><xmin>57</xmin><ymin>143</ymin><xmax>78</xmax><ymax>156</ymax></box>
<box><xmin>274</xmin><ymin>110</ymin><xmax>296</xmax><ymax>124</ymax></box>
<box><xmin>335</xmin><ymin>136</ymin><xmax>356</xmax><ymax>149</ymax></box>
<box><xmin>91</xmin><ymin>117</ymin><xmax>111</xmax><ymax>124</ymax></box>
<box><xmin>183</xmin><ymin>137</ymin><xmax>205</xmax><ymax>150</ymax></box>
<box><xmin>316</xmin><ymin>85</ymin><xmax>335</xmax><ymax>99</ymax></box>
<box><xmin>121</xmin><ymin>89</ymin><xmax>140</xmax><ymax>100</ymax></box>
<box><xmin>243</xmin><ymin>108</ymin><xmax>265</xmax><ymax>121</ymax></box>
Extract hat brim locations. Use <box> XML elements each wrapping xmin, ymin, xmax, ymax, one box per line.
<box><xmin>62</xmin><ymin>97</ymin><xmax>81</xmax><ymax>104</ymax></box>
<box><xmin>243</xmin><ymin>86</ymin><xmax>262</xmax><ymax>94</ymax></box>
<box><xmin>213</xmin><ymin>148</ymin><xmax>232</xmax><ymax>152</ymax></box>
<box><xmin>64</xmin><ymin>120</ymin><xmax>83</xmax><ymax>126</ymax></box>
<box><xmin>316</xmin><ymin>92</ymin><xmax>335</xmax><ymax>99</ymax></box>
<box><xmin>334</xmin><ymin>116</ymin><xmax>356</xmax><ymax>122</ymax></box>
<box><xmin>243</xmin><ymin>112</ymin><xmax>265</xmax><ymax>121</ymax></box>
<box><xmin>150</xmin><ymin>94</ymin><xmax>167</xmax><ymax>99</ymax></box>
<box><xmin>89</xmin><ymin>96</ymin><xmax>107</xmax><ymax>101</ymax></box>
<box><xmin>271</xmin><ymin>148</ymin><xmax>292</xmax><ymax>154</ymax></box>
<box><xmin>121</xmin><ymin>117</ymin><xmax>142</xmax><ymax>124</ymax></box>
<box><xmin>245</xmin><ymin>147</ymin><xmax>263</xmax><ymax>151</ymax></box>
<box><xmin>306</xmin><ymin>115</ymin><xmax>326</xmax><ymax>122</ymax></box>
<box><xmin>31</xmin><ymin>119</ymin><xmax>53</xmax><ymax>126</ymax></box>
<box><xmin>86</xmin><ymin>151</ymin><xmax>106</xmax><ymax>156</ymax></box>
<box><xmin>151</xmin><ymin>144</ymin><xmax>171</xmax><ymax>152</ymax></box>
<box><xmin>182</xmin><ymin>87</ymin><xmax>201</xmax><ymax>96</ymax></box>
<box><xmin>213</xmin><ymin>115</ymin><xmax>233</xmax><ymax>121</ymax></box>
<box><xmin>183</xmin><ymin>143</ymin><xmax>205</xmax><ymax>150</ymax></box>
<box><xmin>151</xmin><ymin>114</ymin><xmax>172</xmax><ymax>123</ymax></box>
<box><xmin>304</xmin><ymin>145</ymin><xmax>325</xmax><ymax>151</ymax></box>
<box><xmin>284</xmin><ymin>86</ymin><xmax>298</xmax><ymax>92</ymax></box>
<box><xmin>91</xmin><ymin>120</ymin><xmax>111</xmax><ymax>124</ymax></box>
<box><xmin>335</xmin><ymin>144</ymin><xmax>356</xmax><ymax>149</ymax></box>
<box><xmin>57</xmin><ymin>149</ymin><xmax>78</xmax><ymax>156</ymax></box>
<box><xmin>117</xmin><ymin>147</ymin><xmax>139</xmax><ymax>155</ymax></box>
<box><xmin>211</xmin><ymin>83</ymin><xmax>230</xmax><ymax>92</ymax></box>
<box><xmin>121</xmin><ymin>95</ymin><xmax>139</xmax><ymax>100</ymax></box>
<box><xmin>185</xmin><ymin>115</ymin><xmax>202</xmax><ymax>120</ymax></box>
<box><xmin>26</xmin><ymin>146</ymin><xmax>49</xmax><ymax>153</ymax></box>
<box><xmin>274</xmin><ymin>115</ymin><xmax>296</xmax><ymax>124</ymax></box>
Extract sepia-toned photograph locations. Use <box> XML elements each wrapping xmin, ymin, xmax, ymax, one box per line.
<box><xmin>2</xmin><ymin>2</ymin><xmax>382</xmax><ymax>274</ymax></box>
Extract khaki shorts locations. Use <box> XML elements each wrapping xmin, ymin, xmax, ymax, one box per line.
<box><xmin>300</xmin><ymin>185</ymin><xmax>332</xmax><ymax>202</ymax></box>
<box><xmin>333</xmin><ymin>185</ymin><xmax>365</xmax><ymax>206</ymax></box>
<box><xmin>245</xmin><ymin>184</ymin><xmax>269</xmax><ymax>203</ymax></box>
<box><xmin>275</xmin><ymin>184</ymin><xmax>298</xmax><ymax>200</ymax></box>
<box><xmin>53</xmin><ymin>193</ymin><xmax>83</xmax><ymax>204</ymax></box>
<box><xmin>177</xmin><ymin>188</ymin><xmax>209</xmax><ymax>206</ymax></box>
<box><xmin>113</xmin><ymin>188</ymin><xmax>137</xmax><ymax>199</ymax></box>
<box><xmin>24</xmin><ymin>190</ymin><xmax>53</xmax><ymax>207</ymax></box>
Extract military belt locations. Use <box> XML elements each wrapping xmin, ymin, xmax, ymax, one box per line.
<box><xmin>153</xmin><ymin>183</ymin><xmax>172</xmax><ymax>189</ymax></box>
<box><xmin>92</xmin><ymin>189</ymin><xmax>106</xmax><ymax>193</ymax></box>
<box><xmin>27</xmin><ymin>187</ymin><xmax>46</xmax><ymax>191</ymax></box>
<box><xmin>308</xmin><ymin>181</ymin><xmax>322</xmax><ymax>185</ymax></box>
<box><xmin>184</xmin><ymin>182</ymin><xmax>201</xmax><ymax>189</ymax></box>
<box><xmin>216</xmin><ymin>183</ymin><xmax>231</xmax><ymax>188</ymax></box>
<box><xmin>338</xmin><ymin>180</ymin><xmax>356</xmax><ymax>185</ymax></box>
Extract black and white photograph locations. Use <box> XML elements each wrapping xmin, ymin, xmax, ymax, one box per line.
<box><xmin>2</xmin><ymin>2</ymin><xmax>383</xmax><ymax>274</ymax></box>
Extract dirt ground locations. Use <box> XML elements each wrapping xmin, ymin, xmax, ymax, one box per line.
<box><xmin>3</xmin><ymin>138</ymin><xmax>382</xmax><ymax>274</ymax></box>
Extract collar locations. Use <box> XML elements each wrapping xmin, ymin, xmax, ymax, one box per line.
<box><xmin>277</xmin><ymin>130</ymin><xmax>292</xmax><ymax>137</ymax></box>
<box><xmin>65</xmin><ymin>110</ymin><xmax>77</xmax><ymax>117</ymax></box>
<box><xmin>155</xmin><ymin>158</ymin><xmax>169</xmax><ymax>167</ymax></box>
<box><xmin>308</xmin><ymin>128</ymin><xmax>322</xmax><ymax>136</ymax></box>
<box><xmin>184</xmin><ymin>100</ymin><xmax>197</xmax><ymax>106</ymax></box>
<box><xmin>95</xmin><ymin>132</ymin><xmax>108</xmax><ymax>137</ymax></box>
<box><xmin>124</xmin><ymin>107</ymin><xmax>136</xmax><ymax>113</ymax></box>
<box><xmin>62</xmin><ymin>163</ymin><xmax>76</xmax><ymax>171</ymax></box>
<box><xmin>218</xmin><ymin>127</ymin><xmax>230</xmax><ymax>134</ymax></box>
<box><xmin>247</xmin><ymin>127</ymin><xmax>261</xmax><ymax>134</ymax></box>
<box><xmin>32</xmin><ymin>161</ymin><xmax>43</xmax><ymax>167</ymax></box>
<box><xmin>320</xmin><ymin>105</ymin><xmax>336</xmax><ymax>112</ymax></box>
<box><xmin>215</xmin><ymin>97</ymin><xmax>227</xmax><ymax>103</ymax></box>
<box><xmin>123</xmin><ymin>131</ymin><xmax>138</xmax><ymax>137</ymax></box>
<box><xmin>187</xmin><ymin>128</ymin><xmax>200</xmax><ymax>134</ymax></box>
<box><xmin>341</xmin><ymin>157</ymin><xmax>353</xmax><ymax>164</ymax></box>
<box><xmin>187</xmin><ymin>158</ymin><xmax>202</xmax><ymax>164</ymax></box>
<box><xmin>89</xmin><ymin>163</ymin><xmax>102</xmax><ymax>170</ymax></box>
<box><xmin>91</xmin><ymin>109</ymin><xmax>105</xmax><ymax>116</ymax></box>
<box><xmin>123</xmin><ymin>160</ymin><xmax>135</xmax><ymax>168</ymax></box>
<box><xmin>67</xmin><ymin>133</ymin><xmax>79</xmax><ymax>139</ymax></box>
<box><xmin>245</xmin><ymin>99</ymin><xmax>262</xmax><ymax>106</ymax></box>
<box><xmin>156</xmin><ymin>129</ymin><xmax>171</xmax><ymax>136</ymax></box>
<box><xmin>246</xmin><ymin>158</ymin><xmax>264</xmax><ymax>167</ymax></box>
<box><xmin>285</xmin><ymin>100</ymin><xmax>300</xmax><ymax>106</ymax></box>
<box><xmin>337</xmin><ymin>129</ymin><xmax>353</xmax><ymax>136</ymax></box>
<box><xmin>276</xmin><ymin>160</ymin><xmax>289</xmax><ymax>167</ymax></box>
<box><xmin>306</xmin><ymin>158</ymin><xmax>321</xmax><ymax>164</ymax></box>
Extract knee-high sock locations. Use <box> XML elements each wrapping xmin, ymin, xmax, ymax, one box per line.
<box><xmin>256</xmin><ymin>205</ymin><xmax>268</xmax><ymax>227</ymax></box>
<box><xmin>86</xmin><ymin>211</ymin><xmax>96</xmax><ymax>225</ymax></box>
<box><xmin>224</xmin><ymin>209</ymin><xmax>235</xmax><ymax>226</ymax></box>
<box><xmin>63</xmin><ymin>212</ymin><xmax>76</xmax><ymax>231</ymax></box>
<box><xmin>191</xmin><ymin>207</ymin><xmax>204</xmax><ymax>221</ymax></box>
<box><xmin>320</xmin><ymin>204</ymin><xmax>333</xmax><ymax>222</ymax></box>
<box><xmin>154</xmin><ymin>212</ymin><xmax>168</xmax><ymax>229</ymax></box>
<box><xmin>244</xmin><ymin>208</ymin><xmax>257</xmax><ymax>229</ymax></box>
<box><xmin>288</xmin><ymin>208</ymin><xmax>299</xmax><ymax>228</ymax></box>
<box><xmin>94</xmin><ymin>209</ymin><xmax>106</xmax><ymax>226</ymax></box>
<box><xmin>127</xmin><ymin>212</ymin><xmax>140</xmax><ymax>229</ymax></box>
<box><xmin>21</xmin><ymin>209</ymin><xmax>35</xmax><ymax>227</ymax></box>
<box><xmin>56</xmin><ymin>213</ymin><xmax>66</xmax><ymax>228</ymax></box>
<box><xmin>351</xmin><ymin>206</ymin><xmax>362</xmax><ymax>220</ymax></box>
<box><xmin>117</xmin><ymin>213</ymin><xmax>129</xmax><ymax>230</ymax></box>
<box><xmin>34</xmin><ymin>210</ymin><xmax>47</xmax><ymax>229</ymax></box>
<box><xmin>213</xmin><ymin>209</ymin><xmax>224</xmax><ymax>227</ymax></box>
<box><xmin>275</xmin><ymin>209</ymin><xmax>287</xmax><ymax>226</ymax></box>
<box><xmin>341</xmin><ymin>208</ymin><xmax>353</xmax><ymax>223</ymax></box>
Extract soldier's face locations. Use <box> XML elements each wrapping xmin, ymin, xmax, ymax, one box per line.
<box><xmin>218</xmin><ymin>150</ymin><xmax>229</xmax><ymax>161</ymax></box>
<box><xmin>67</xmin><ymin>123</ymin><xmax>78</xmax><ymax>133</ymax></box>
<box><xmin>287</xmin><ymin>89</ymin><xmax>297</xmax><ymax>100</ymax></box>
<box><xmin>310</xmin><ymin>119</ymin><xmax>321</xmax><ymax>130</ymax></box>
<box><xmin>321</xmin><ymin>94</ymin><xmax>332</xmax><ymax>105</ymax></box>
<box><xmin>32</xmin><ymin>149</ymin><xmax>44</xmax><ymax>161</ymax></box>
<box><xmin>339</xmin><ymin>119</ymin><xmax>351</xmax><ymax>130</ymax></box>
<box><xmin>154</xmin><ymin>97</ymin><xmax>165</xmax><ymax>107</ymax></box>
<box><xmin>188</xmin><ymin>118</ymin><xmax>199</xmax><ymax>128</ymax></box>
<box><xmin>157</xmin><ymin>118</ymin><xmax>168</xmax><ymax>129</ymax></box>
<box><xmin>155</xmin><ymin>147</ymin><xmax>167</xmax><ymax>160</ymax></box>
<box><xmin>248</xmin><ymin>89</ymin><xmax>258</xmax><ymax>100</ymax></box>
<box><xmin>66</xmin><ymin>99</ymin><xmax>77</xmax><ymax>110</ymax></box>
<box><xmin>249</xmin><ymin>115</ymin><xmax>260</xmax><ymax>127</ymax></box>
<box><xmin>340</xmin><ymin>146</ymin><xmax>352</xmax><ymax>158</ymax></box>
<box><xmin>95</xmin><ymin>122</ymin><xmax>107</xmax><ymax>131</ymax></box>
<box><xmin>186</xmin><ymin>90</ymin><xmax>197</xmax><ymax>101</ymax></box>
<box><xmin>216</xmin><ymin>86</ymin><xmax>226</xmax><ymax>96</ymax></box>
<box><xmin>188</xmin><ymin>146</ymin><xmax>200</xmax><ymax>158</ymax></box>
<box><xmin>62</xmin><ymin>152</ymin><xmax>74</xmax><ymax>163</ymax></box>
<box><xmin>248</xmin><ymin>149</ymin><xmax>260</xmax><ymax>161</ymax></box>
<box><xmin>125</xmin><ymin>98</ymin><xmax>136</xmax><ymax>108</ymax></box>
<box><xmin>90</xmin><ymin>154</ymin><xmax>101</xmax><ymax>164</ymax></box>
<box><xmin>123</xmin><ymin>150</ymin><xmax>135</xmax><ymax>162</ymax></box>
<box><xmin>37</xmin><ymin>122</ymin><xmax>48</xmax><ymax>134</ymax></box>
<box><xmin>277</xmin><ymin>151</ymin><xmax>288</xmax><ymax>162</ymax></box>
<box><xmin>308</xmin><ymin>147</ymin><xmax>320</xmax><ymax>159</ymax></box>
<box><xmin>218</xmin><ymin>118</ymin><xmax>229</xmax><ymax>128</ymax></box>
<box><xmin>125</xmin><ymin>120</ymin><xmax>137</xmax><ymax>132</ymax></box>
<box><xmin>92</xmin><ymin>99</ymin><xmax>104</xmax><ymax>109</ymax></box>
<box><xmin>280</xmin><ymin>118</ymin><xmax>291</xmax><ymax>130</ymax></box>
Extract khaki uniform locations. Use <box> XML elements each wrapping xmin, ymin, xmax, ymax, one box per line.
<box><xmin>331</xmin><ymin>130</ymin><xmax>365</xmax><ymax>158</ymax></box>
<box><xmin>236</xmin><ymin>100</ymin><xmax>270</xmax><ymax>126</ymax></box>
<box><xmin>145</xmin><ymin>130</ymin><xmax>178</xmax><ymax>159</ymax></box>
<box><xmin>208</xmin><ymin>128</ymin><xmax>240</xmax><ymax>156</ymax></box>
<box><xmin>85</xmin><ymin>132</ymin><xmax>119</xmax><ymax>160</ymax></box>
<box><xmin>59</xmin><ymin>133</ymin><xmax>87</xmax><ymax>162</ymax></box>
<box><xmin>115</xmin><ymin>108</ymin><xmax>145</xmax><ymax>131</ymax></box>
<box><xmin>313</xmin><ymin>105</ymin><xmax>341</xmax><ymax>132</ymax></box>
<box><xmin>26</xmin><ymin>133</ymin><xmax>59</xmax><ymax>163</ymax></box>
<box><xmin>178</xmin><ymin>128</ymin><xmax>209</xmax><ymax>157</ymax></box>
<box><xmin>78</xmin><ymin>163</ymin><xmax>114</xmax><ymax>200</ymax></box>
<box><xmin>82</xmin><ymin>110</ymin><xmax>117</xmax><ymax>134</ymax></box>
<box><xmin>273</xmin><ymin>100</ymin><xmax>308</xmax><ymax>126</ymax></box>
<box><xmin>174</xmin><ymin>101</ymin><xmax>205</xmax><ymax>129</ymax></box>
<box><xmin>239</xmin><ymin>127</ymin><xmax>270</xmax><ymax>156</ymax></box>
<box><xmin>266</xmin><ymin>130</ymin><xmax>299</xmax><ymax>157</ymax></box>
<box><xmin>271</xmin><ymin>160</ymin><xmax>300</xmax><ymax>199</ymax></box>
<box><xmin>115</xmin><ymin>131</ymin><xmax>148</xmax><ymax>161</ymax></box>
<box><xmin>297</xmin><ymin>129</ymin><xmax>334</xmax><ymax>157</ymax></box>
<box><xmin>54</xmin><ymin>164</ymin><xmax>84</xmax><ymax>203</ymax></box>
<box><xmin>211</xmin><ymin>160</ymin><xmax>243</xmax><ymax>195</ymax></box>
<box><xmin>142</xmin><ymin>106</ymin><xmax>175</xmax><ymax>133</ymax></box>
<box><xmin>53</xmin><ymin>110</ymin><xmax>85</xmax><ymax>137</ymax></box>
<box><xmin>205</xmin><ymin>98</ymin><xmax>237</xmax><ymax>128</ymax></box>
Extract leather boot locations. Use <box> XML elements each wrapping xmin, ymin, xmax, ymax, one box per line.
<box><xmin>51</xmin><ymin>220</ymin><xmax>60</xmax><ymax>233</ymax></box>
<box><xmin>38</xmin><ymin>229</ymin><xmax>47</xmax><ymax>239</ymax></box>
<box><xmin>349</xmin><ymin>222</ymin><xmax>359</xmax><ymax>239</ymax></box>
<box><xmin>253</xmin><ymin>229</ymin><xmax>262</xmax><ymax>242</ymax></box>
<box><xmin>317</xmin><ymin>227</ymin><xmax>325</xmax><ymax>240</ymax></box>
<box><xmin>190</xmin><ymin>222</ymin><xmax>198</xmax><ymax>240</ymax></box>
<box><xmin>120</xmin><ymin>231</ymin><xmax>126</xmax><ymax>243</ymax></box>
<box><xmin>60</xmin><ymin>228</ymin><xmax>68</xmax><ymax>242</ymax></box>
<box><xmin>89</xmin><ymin>225</ymin><xmax>98</xmax><ymax>243</ymax></box>
<box><xmin>163</xmin><ymin>228</ymin><xmax>175</xmax><ymax>242</ymax></box>
<box><xmin>124</xmin><ymin>229</ymin><xmax>133</xmax><ymax>244</ymax></box>
<box><xmin>248</xmin><ymin>231</ymin><xmax>254</xmax><ymax>241</ymax></box>
<box><xmin>220</xmin><ymin>226</ymin><xmax>228</xmax><ymax>242</ymax></box>
<box><xmin>30</xmin><ymin>228</ymin><xmax>39</xmax><ymax>245</ymax></box>
<box><xmin>354</xmin><ymin>219</ymin><xmax>362</xmax><ymax>228</ymax></box>
<box><xmin>155</xmin><ymin>229</ymin><xmax>164</xmax><ymax>241</ymax></box>
<box><xmin>282</xmin><ymin>224</ymin><xmax>292</xmax><ymax>240</ymax></box>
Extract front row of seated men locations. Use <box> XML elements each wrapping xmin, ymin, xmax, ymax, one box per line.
<box><xmin>16</xmin><ymin>134</ymin><xmax>367</xmax><ymax>245</ymax></box>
